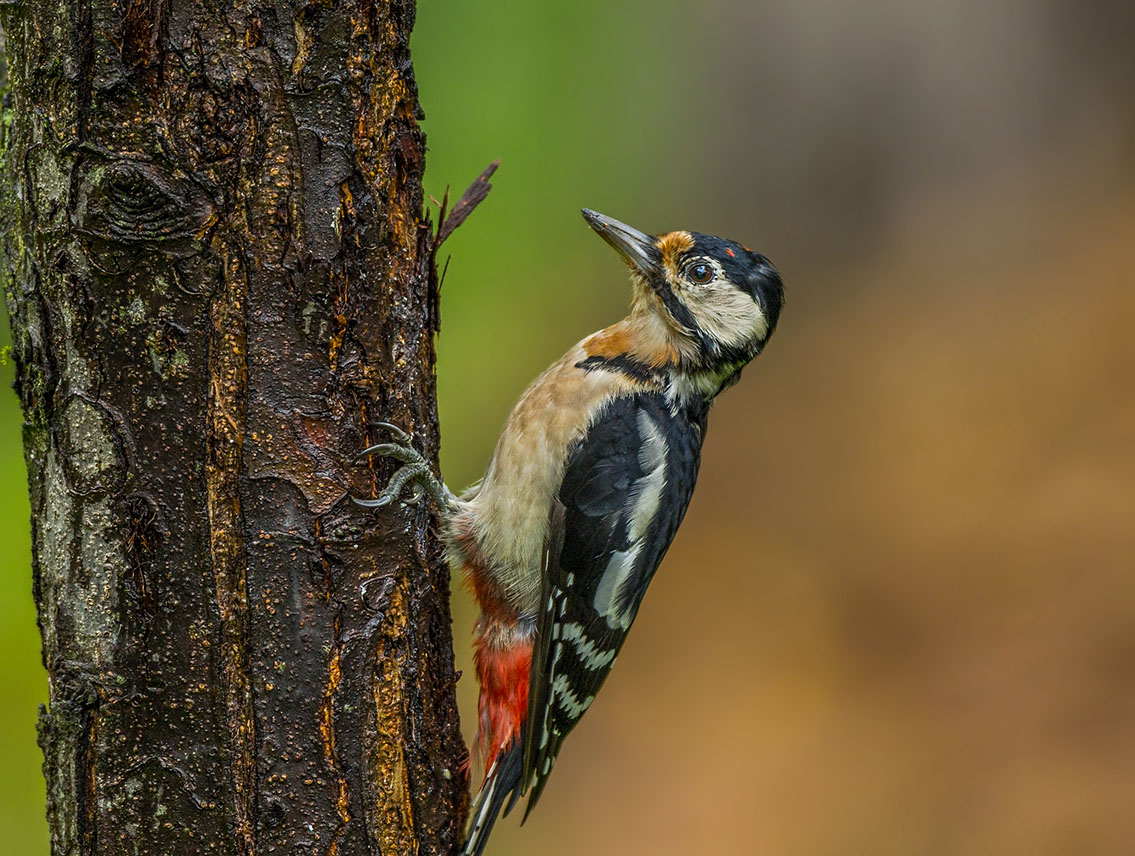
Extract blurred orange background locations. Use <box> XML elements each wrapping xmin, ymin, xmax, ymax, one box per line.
<box><xmin>2</xmin><ymin>1</ymin><xmax>1134</xmax><ymax>853</ymax></box>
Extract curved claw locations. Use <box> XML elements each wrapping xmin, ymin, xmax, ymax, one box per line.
<box><xmin>352</xmin><ymin>495</ymin><xmax>394</xmax><ymax>509</ymax></box>
<box><xmin>371</xmin><ymin>421</ymin><xmax>413</xmax><ymax>444</ymax></box>
<box><xmin>356</xmin><ymin>442</ymin><xmax>393</xmax><ymax>462</ymax></box>
<box><xmin>356</xmin><ymin>443</ymin><xmax>424</xmax><ymax>465</ymax></box>
<box><xmin>355</xmin><ymin>460</ymin><xmax>433</xmax><ymax>511</ymax></box>
<box><xmin>352</xmin><ymin>424</ymin><xmax>455</xmax><ymax>515</ymax></box>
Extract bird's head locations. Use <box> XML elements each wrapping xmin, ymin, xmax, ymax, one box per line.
<box><xmin>582</xmin><ymin>209</ymin><xmax>783</xmax><ymax>377</ymax></box>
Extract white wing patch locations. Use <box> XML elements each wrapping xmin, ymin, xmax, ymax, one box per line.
<box><xmin>592</xmin><ymin>410</ymin><xmax>668</xmax><ymax>629</ymax></box>
<box><xmin>629</xmin><ymin>411</ymin><xmax>667</xmax><ymax>541</ymax></box>
<box><xmin>592</xmin><ymin>545</ymin><xmax>641</xmax><ymax>630</ymax></box>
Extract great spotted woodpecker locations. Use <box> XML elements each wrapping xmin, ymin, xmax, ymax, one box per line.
<box><xmin>358</xmin><ymin>210</ymin><xmax>784</xmax><ymax>855</ymax></box>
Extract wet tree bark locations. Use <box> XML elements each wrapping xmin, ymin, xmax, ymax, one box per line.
<box><xmin>0</xmin><ymin>2</ymin><xmax>467</xmax><ymax>854</ymax></box>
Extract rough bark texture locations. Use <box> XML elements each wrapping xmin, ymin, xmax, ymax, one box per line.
<box><xmin>0</xmin><ymin>1</ymin><xmax>467</xmax><ymax>854</ymax></box>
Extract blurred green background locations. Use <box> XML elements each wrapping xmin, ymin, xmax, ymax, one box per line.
<box><xmin>4</xmin><ymin>0</ymin><xmax>1135</xmax><ymax>853</ymax></box>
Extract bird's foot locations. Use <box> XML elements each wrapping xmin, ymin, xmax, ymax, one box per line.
<box><xmin>354</xmin><ymin>422</ymin><xmax>456</xmax><ymax>514</ymax></box>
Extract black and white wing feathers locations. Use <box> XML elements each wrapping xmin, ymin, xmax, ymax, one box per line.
<box><xmin>520</xmin><ymin>391</ymin><xmax>704</xmax><ymax>817</ymax></box>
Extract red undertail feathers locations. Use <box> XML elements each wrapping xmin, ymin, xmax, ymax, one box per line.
<box><xmin>473</xmin><ymin>622</ymin><xmax>532</xmax><ymax>775</ymax></box>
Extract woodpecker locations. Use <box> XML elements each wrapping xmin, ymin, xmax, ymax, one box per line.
<box><xmin>358</xmin><ymin>210</ymin><xmax>784</xmax><ymax>855</ymax></box>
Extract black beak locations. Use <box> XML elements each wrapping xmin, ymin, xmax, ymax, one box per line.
<box><xmin>582</xmin><ymin>209</ymin><xmax>661</xmax><ymax>280</ymax></box>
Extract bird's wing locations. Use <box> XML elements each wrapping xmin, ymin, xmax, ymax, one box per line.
<box><xmin>519</xmin><ymin>390</ymin><xmax>704</xmax><ymax>818</ymax></box>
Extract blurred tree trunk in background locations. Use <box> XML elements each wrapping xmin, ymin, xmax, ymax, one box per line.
<box><xmin>0</xmin><ymin>2</ymin><xmax>466</xmax><ymax>854</ymax></box>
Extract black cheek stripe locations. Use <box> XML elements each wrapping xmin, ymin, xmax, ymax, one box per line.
<box><xmin>652</xmin><ymin>280</ymin><xmax>715</xmax><ymax>357</ymax></box>
<box><xmin>575</xmin><ymin>354</ymin><xmax>659</xmax><ymax>383</ymax></box>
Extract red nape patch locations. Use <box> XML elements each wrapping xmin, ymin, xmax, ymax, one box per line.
<box><xmin>473</xmin><ymin>628</ymin><xmax>532</xmax><ymax>777</ymax></box>
<box><xmin>726</xmin><ymin>248</ymin><xmax>736</xmax><ymax>257</ymax></box>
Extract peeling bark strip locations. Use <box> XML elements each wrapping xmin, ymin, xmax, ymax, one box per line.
<box><xmin>205</xmin><ymin>244</ymin><xmax>256</xmax><ymax>856</ymax></box>
<box><xmin>370</xmin><ymin>579</ymin><xmax>417</xmax><ymax>855</ymax></box>
<box><xmin>318</xmin><ymin>633</ymin><xmax>351</xmax><ymax>856</ymax></box>
<box><xmin>0</xmin><ymin>1</ymin><xmax>467</xmax><ymax>854</ymax></box>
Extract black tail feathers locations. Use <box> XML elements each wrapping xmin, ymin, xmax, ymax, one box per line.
<box><xmin>461</xmin><ymin>736</ymin><xmax>526</xmax><ymax>856</ymax></box>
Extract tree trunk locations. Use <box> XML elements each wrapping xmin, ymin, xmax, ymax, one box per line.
<box><xmin>0</xmin><ymin>2</ymin><xmax>467</xmax><ymax>854</ymax></box>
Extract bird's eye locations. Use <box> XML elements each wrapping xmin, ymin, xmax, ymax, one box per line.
<box><xmin>686</xmin><ymin>262</ymin><xmax>713</xmax><ymax>284</ymax></box>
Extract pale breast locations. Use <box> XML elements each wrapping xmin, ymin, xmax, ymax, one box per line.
<box><xmin>466</xmin><ymin>343</ymin><xmax>641</xmax><ymax>615</ymax></box>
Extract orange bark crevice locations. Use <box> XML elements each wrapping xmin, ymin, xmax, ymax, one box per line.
<box><xmin>205</xmin><ymin>242</ymin><xmax>257</xmax><ymax>856</ymax></box>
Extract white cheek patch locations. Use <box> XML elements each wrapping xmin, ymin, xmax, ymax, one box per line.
<box><xmin>685</xmin><ymin>283</ymin><xmax>767</xmax><ymax>350</ymax></box>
